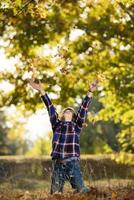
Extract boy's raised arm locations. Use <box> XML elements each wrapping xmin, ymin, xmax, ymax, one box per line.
<box><xmin>28</xmin><ymin>79</ymin><xmax>59</xmax><ymax>130</ymax></box>
<box><xmin>75</xmin><ymin>80</ymin><xmax>98</xmax><ymax>131</ymax></box>
<box><xmin>40</xmin><ymin>92</ymin><xmax>59</xmax><ymax>130</ymax></box>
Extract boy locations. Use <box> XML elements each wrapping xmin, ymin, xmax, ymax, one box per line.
<box><xmin>28</xmin><ymin>79</ymin><xmax>97</xmax><ymax>194</ymax></box>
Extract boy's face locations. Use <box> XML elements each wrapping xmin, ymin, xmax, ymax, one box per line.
<box><xmin>63</xmin><ymin>109</ymin><xmax>73</xmax><ymax>121</ymax></box>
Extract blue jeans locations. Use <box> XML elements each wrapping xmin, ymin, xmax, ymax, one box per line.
<box><xmin>50</xmin><ymin>159</ymin><xmax>90</xmax><ymax>194</ymax></box>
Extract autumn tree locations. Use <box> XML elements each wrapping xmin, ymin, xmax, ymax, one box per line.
<box><xmin>0</xmin><ymin>0</ymin><xmax>133</xmax><ymax>155</ymax></box>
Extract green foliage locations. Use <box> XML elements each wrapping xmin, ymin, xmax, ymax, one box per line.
<box><xmin>117</xmin><ymin>126</ymin><xmax>134</xmax><ymax>153</ymax></box>
<box><xmin>80</xmin><ymin>120</ymin><xmax>119</xmax><ymax>154</ymax></box>
<box><xmin>0</xmin><ymin>110</ymin><xmax>10</xmax><ymax>155</ymax></box>
<box><xmin>111</xmin><ymin>152</ymin><xmax>134</xmax><ymax>165</ymax></box>
<box><xmin>0</xmin><ymin>110</ymin><xmax>28</xmax><ymax>155</ymax></box>
<box><xmin>26</xmin><ymin>133</ymin><xmax>52</xmax><ymax>156</ymax></box>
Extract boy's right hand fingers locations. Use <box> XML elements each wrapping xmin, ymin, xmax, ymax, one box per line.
<box><xmin>34</xmin><ymin>78</ymin><xmax>40</xmax><ymax>84</ymax></box>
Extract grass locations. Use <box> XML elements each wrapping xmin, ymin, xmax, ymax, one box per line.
<box><xmin>0</xmin><ymin>178</ymin><xmax>134</xmax><ymax>199</ymax></box>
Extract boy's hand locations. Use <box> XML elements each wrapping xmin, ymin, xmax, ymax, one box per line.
<box><xmin>88</xmin><ymin>79</ymin><xmax>98</xmax><ymax>93</ymax></box>
<box><xmin>28</xmin><ymin>79</ymin><xmax>45</xmax><ymax>95</ymax></box>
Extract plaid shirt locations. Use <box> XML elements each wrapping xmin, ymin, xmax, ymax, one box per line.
<box><xmin>41</xmin><ymin>93</ymin><xmax>92</xmax><ymax>160</ymax></box>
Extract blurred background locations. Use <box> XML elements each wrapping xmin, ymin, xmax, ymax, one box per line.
<box><xmin>0</xmin><ymin>0</ymin><xmax>134</xmax><ymax>195</ymax></box>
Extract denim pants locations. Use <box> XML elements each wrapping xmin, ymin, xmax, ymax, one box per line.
<box><xmin>50</xmin><ymin>159</ymin><xmax>90</xmax><ymax>194</ymax></box>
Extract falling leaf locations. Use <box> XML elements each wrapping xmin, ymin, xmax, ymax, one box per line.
<box><xmin>97</xmin><ymin>72</ymin><xmax>106</xmax><ymax>82</ymax></box>
<box><xmin>111</xmin><ymin>191</ymin><xmax>117</xmax><ymax>200</ymax></box>
<box><xmin>60</xmin><ymin>67</ymin><xmax>70</xmax><ymax>74</ymax></box>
